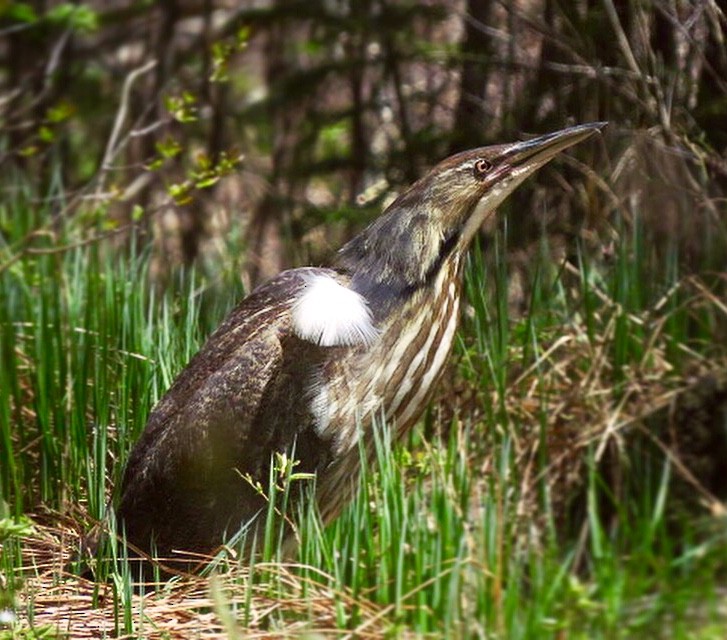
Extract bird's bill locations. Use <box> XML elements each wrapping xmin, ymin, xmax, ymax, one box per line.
<box><xmin>496</xmin><ymin>121</ymin><xmax>607</xmax><ymax>181</ymax></box>
<box><xmin>459</xmin><ymin>122</ymin><xmax>606</xmax><ymax>245</ymax></box>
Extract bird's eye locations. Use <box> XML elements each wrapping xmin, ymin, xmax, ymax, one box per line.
<box><xmin>473</xmin><ymin>158</ymin><xmax>493</xmax><ymax>178</ymax></box>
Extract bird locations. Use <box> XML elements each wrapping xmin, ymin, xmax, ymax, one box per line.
<box><xmin>115</xmin><ymin>122</ymin><xmax>605</xmax><ymax>572</ymax></box>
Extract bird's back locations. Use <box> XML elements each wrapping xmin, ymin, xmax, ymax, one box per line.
<box><xmin>117</xmin><ymin>268</ymin><xmax>339</xmax><ymax>564</ymax></box>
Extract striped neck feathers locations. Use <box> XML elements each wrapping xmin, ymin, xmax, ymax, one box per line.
<box><xmin>336</xmin><ymin>197</ymin><xmax>463</xmax><ymax>315</ymax></box>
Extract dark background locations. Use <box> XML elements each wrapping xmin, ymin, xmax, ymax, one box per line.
<box><xmin>2</xmin><ymin>0</ymin><xmax>725</xmax><ymax>291</ymax></box>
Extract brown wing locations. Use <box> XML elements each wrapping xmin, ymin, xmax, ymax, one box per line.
<box><xmin>117</xmin><ymin>268</ymin><xmax>343</xmax><ymax>561</ymax></box>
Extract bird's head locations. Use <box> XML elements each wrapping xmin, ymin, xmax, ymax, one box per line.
<box><xmin>337</xmin><ymin>122</ymin><xmax>606</xmax><ymax>303</ymax></box>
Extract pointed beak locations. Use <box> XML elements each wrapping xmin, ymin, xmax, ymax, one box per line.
<box><xmin>498</xmin><ymin>121</ymin><xmax>607</xmax><ymax>180</ymax></box>
<box><xmin>457</xmin><ymin>122</ymin><xmax>606</xmax><ymax>245</ymax></box>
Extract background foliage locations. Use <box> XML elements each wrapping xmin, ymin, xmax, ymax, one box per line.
<box><xmin>4</xmin><ymin>0</ymin><xmax>725</xmax><ymax>284</ymax></box>
<box><xmin>1</xmin><ymin>0</ymin><xmax>727</xmax><ymax>637</ymax></box>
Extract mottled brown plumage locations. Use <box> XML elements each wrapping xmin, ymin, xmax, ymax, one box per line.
<box><xmin>116</xmin><ymin>123</ymin><xmax>605</xmax><ymax>570</ymax></box>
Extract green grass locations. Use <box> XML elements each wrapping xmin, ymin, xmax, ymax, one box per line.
<box><xmin>1</xmin><ymin>184</ymin><xmax>727</xmax><ymax>638</ymax></box>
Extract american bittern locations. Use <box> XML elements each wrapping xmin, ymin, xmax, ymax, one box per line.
<box><xmin>117</xmin><ymin>123</ymin><xmax>605</xmax><ymax>568</ymax></box>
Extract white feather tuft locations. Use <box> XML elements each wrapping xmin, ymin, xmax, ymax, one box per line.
<box><xmin>292</xmin><ymin>274</ymin><xmax>378</xmax><ymax>347</ymax></box>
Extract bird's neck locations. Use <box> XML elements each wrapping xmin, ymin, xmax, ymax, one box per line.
<box><xmin>335</xmin><ymin>215</ymin><xmax>461</xmax><ymax>323</ymax></box>
<box><xmin>314</xmin><ymin>253</ymin><xmax>465</xmax><ymax>455</ymax></box>
<box><xmin>373</xmin><ymin>253</ymin><xmax>464</xmax><ymax>430</ymax></box>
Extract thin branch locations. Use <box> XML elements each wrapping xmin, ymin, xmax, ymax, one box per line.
<box><xmin>96</xmin><ymin>59</ymin><xmax>158</xmax><ymax>195</ymax></box>
<box><xmin>601</xmin><ymin>0</ymin><xmax>642</xmax><ymax>77</ymax></box>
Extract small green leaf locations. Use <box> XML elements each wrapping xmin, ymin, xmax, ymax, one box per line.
<box><xmin>195</xmin><ymin>152</ymin><xmax>212</xmax><ymax>171</ymax></box>
<box><xmin>146</xmin><ymin>157</ymin><xmax>164</xmax><ymax>171</ymax></box>
<box><xmin>46</xmin><ymin>3</ymin><xmax>98</xmax><ymax>32</ymax></box>
<box><xmin>4</xmin><ymin>2</ymin><xmax>38</xmax><ymax>23</ymax></box>
<box><xmin>46</xmin><ymin>100</ymin><xmax>75</xmax><ymax>123</ymax></box>
<box><xmin>195</xmin><ymin>175</ymin><xmax>219</xmax><ymax>189</ymax></box>
<box><xmin>168</xmin><ymin>182</ymin><xmax>193</xmax><ymax>205</ymax></box>
<box><xmin>101</xmin><ymin>217</ymin><xmax>119</xmax><ymax>231</ymax></box>
<box><xmin>155</xmin><ymin>136</ymin><xmax>182</xmax><ymax>159</ymax></box>
<box><xmin>0</xmin><ymin>516</ymin><xmax>35</xmax><ymax>542</ymax></box>
<box><xmin>18</xmin><ymin>145</ymin><xmax>39</xmax><ymax>157</ymax></box>
<box><xmin>165</xmin><ymin>94</ymin><xmax>198</xmax><ymax>123</ymax></box>
<box><xmin>236</xmin><ymin>26</ymin><xmax>250</xmax><ymax>46</ymax></box>
<box><xmin>38</xmin><ymin>126</ymin><xmax>55</xmax><ymax>143</ymax></box>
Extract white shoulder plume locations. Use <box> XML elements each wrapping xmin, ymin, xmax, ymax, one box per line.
<box><xmin>292</xmin><ymin>273</ymin><xmax>379</xmax><ymax>347</ymax></box>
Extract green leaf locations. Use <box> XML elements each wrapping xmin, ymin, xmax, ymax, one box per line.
<box><xmin>155</xmin><ymin>136</ymin><xmax>182</xmax><ymax>159</ymax></box>
<box><xmin>165</xmin><ymin>94</ymin><xmax>198</xmax><ymax>123</ymax></box>
<box><xmin>3</xmin><ymin>2</ymin><xmax>38</xmax><ymax>23</ymax></box>
<box><xmin>236</xmin><ymin>26</ymin><xmax>250</xmax><ymax>46</ymax></box>
<box><xmin>101</xmin><ymin>217</ymin><xmax>119</xmax><ymax>231</ymax></box>
<box><xmin>146</xmin><ymin>157</ymin><xmax>164</xmax><ymax>171</ymax></box>
<box><xmin>168</xmin><ymin>182</ymin><xmax>193</xmax><ymax>205</ymax></box>
<box><xmin>46</xmin><ymin>101</ymin><xmax>75</xmax><ymax>123</ymax></box>
<box><xmin>0</xmin><ymin>516</ymin><xmax>35</xmax><ymax>542</ymax></box>
<box><xmin>46</xmin><ymin>3</ymin><xmax>98</xmax><ymax>32</ymax></box>
<box><xmin>18</xmin><ymin>145</ymin><xmax>38</xmax><ymax>157</ymax></box>
<box><xmin>38</xmin><ymin>126</ymin><xmax>55</xmax><ymax>143</ymax></box>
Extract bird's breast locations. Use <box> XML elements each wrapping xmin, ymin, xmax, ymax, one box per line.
<box><xmin>313</xmin><ymin>257</ymin><xmax>463</xmax><ymax>454</ymax></box>
<box><xmin>381</xmin><ymin>261</ymin><xmax>462</xmax><ymax>436</ymax></box>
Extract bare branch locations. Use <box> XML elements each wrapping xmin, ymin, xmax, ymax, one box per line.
<box><xmin>95</xmin><ymin>59</ymin><xmax>158</xmax><ymax>196</ymax></box>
